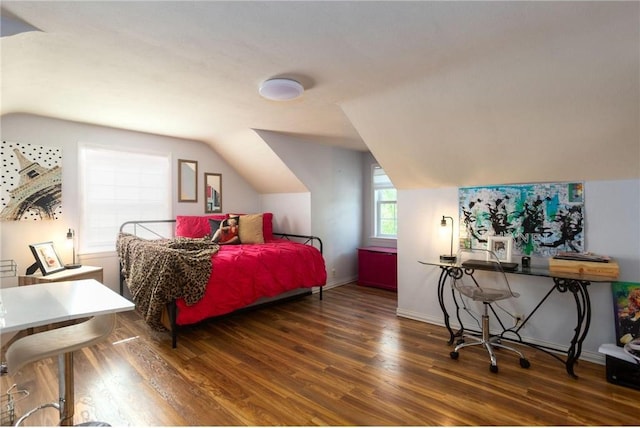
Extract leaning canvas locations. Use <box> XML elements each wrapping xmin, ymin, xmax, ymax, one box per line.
<box><xmin>611</xmin><ymin>281</ymin><xmax>640</xmax><ymax>346</ymax></box>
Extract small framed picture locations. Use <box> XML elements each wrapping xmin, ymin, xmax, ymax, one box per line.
<box><xmin>29</xmin><ymin>241</ymin><xmax>65</xmax><ymax>275</ymax></box>
<box><xmin>486</xmin><ymin>235</ymin><xmax>513</xmax><ymax>263</ymax></box>
<box><xmin>178</xmin><ymin>159</ymin><xmax>198</xmax><ymax>203</ymax></box>
<box><xmin>204</xmin><ymin>172</ymin><xmax>222</xmax><ymax>213</ymax></box>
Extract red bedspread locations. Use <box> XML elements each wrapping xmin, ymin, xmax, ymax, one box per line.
<box><xmin>174</xmin><ymin>239</ymin><xmax>326</xmax><ymax>325</ymax></box>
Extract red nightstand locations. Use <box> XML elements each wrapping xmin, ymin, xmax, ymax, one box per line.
<box><xmin>357</xmin><ymin>246</ymin><xmax>397</xmax><ymax>291</ymax></box>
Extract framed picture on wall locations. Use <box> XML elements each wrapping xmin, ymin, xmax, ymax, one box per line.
<box><xmin>486</xmin><ymin>235</ymin><xmax>513</xmax><ymax>263</ymax></box>
<box><xmin>204</xmin><ymin>173</ymin><xmax>222</xmax><ymax>213</ymax></box>
<box><xmin>29</xmin><ymin>241</ymin><xmax>65</xmax><ymax>275</ymax></box>
<box><xmin>178</xmin><ymin>159</ymin><xmax>198</xmax><ymax>202</ymax></box>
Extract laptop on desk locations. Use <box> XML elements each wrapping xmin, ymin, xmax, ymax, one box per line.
<box><xmin>461</xmin><ymin>259</ymin><xmax>519</xmax><ymax>272</ymax></box>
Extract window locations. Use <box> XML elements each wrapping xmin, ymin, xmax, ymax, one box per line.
<box><xmin>79</xmin><ymin>144</ymin><xmax>171</xmax><ymax>253</ymax></box>
<box><xmin>373</xmin><ymin>165</ymin><xmax>397</xmax><ymax>238</ymax></box>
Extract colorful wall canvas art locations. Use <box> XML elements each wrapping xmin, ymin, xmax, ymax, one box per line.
<box><xmin>611</xmin><ymin>282</ymin><xmax>640</xmax><ymax>346</ymax></box>
<box><xmin>459</xmin><ymin>182</ymin><xmax>584</xmax><ymax>257</ymax></box>
<box><xmin>0</xmin><ymin>141</ymin><xmax>63</xmax><ymax>221</ymax></box>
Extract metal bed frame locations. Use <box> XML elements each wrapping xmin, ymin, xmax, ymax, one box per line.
<box><xmin>118</xmin><ymin>219</ymin><xmax>324</xmax><ymax>348</ymax></box>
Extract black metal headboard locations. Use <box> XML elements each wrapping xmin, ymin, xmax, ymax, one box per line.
<box><xmin>117</xmin><ymin>219</ymin><xmax>324</xmax><ymax>296</ymax></box>
<box><xmin>118</xmin><ymin>219</ymin><xmax>323</xmax><ymax>253</ymax></box>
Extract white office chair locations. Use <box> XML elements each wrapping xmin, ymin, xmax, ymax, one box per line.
<box><xmin>449</xmin><ymin>248</ymin><xmax>530</xmax><ymax>373</ymax></box>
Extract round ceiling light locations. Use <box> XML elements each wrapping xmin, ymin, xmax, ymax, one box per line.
<box><xmin>259</xmin><ymin>78</ymin><xmax>304</xmax><ymax>101</ymax></box>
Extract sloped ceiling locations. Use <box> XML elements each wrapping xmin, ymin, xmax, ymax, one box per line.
<box><xmin>342</xmin><ymin>2</ymin><xmax>640</xmax><ymax>188</ymax></box>
<box><xmin>1</xmin><ymin>1</ymin><xmax>638</xmax><ymax>191</ymax></box>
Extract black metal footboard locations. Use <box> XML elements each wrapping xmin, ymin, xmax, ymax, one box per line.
<box><xmin>272</xmin><ymin>232</ymin><xmax>324</xmax><ymax>300</ymax></box>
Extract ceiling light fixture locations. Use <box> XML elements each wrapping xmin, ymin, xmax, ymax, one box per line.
<box><xmin>259</xmin><ymin>78</ymin><xmax>304</xmax><ymax>101</ymax></box>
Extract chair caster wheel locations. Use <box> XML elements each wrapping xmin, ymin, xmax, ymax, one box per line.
<box><xmin>490</xmin><ymin>364</ymin><xmax>498</xmax><ymax>373</ymax></box>
<box><xmin>520</xmin><ymin>358</ymin><xmax>531</xmax><ymax>369</ymax></box>
<box><xmin>450</xmin><ymin>351</ymin><xmax>459</xmax><ymax>360</ymax></box>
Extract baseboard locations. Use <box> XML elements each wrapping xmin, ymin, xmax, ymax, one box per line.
<box><xmin>396</xmin><ymin>308</ymin><xmax>606</xmax><ymax>365</ymax></box>
<box><xmin>321</xmin><ymin>275</ymin><xmax>357</xmax><ymax>291</ymax></box>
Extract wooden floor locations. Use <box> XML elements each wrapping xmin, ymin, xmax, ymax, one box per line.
<box><xmin>2</xmin><ymin>283</ymin><xmax>639</xmax><ymax>426</ymax></box>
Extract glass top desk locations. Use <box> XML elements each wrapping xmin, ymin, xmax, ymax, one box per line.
<box><xmin>418</xmin><ymin>259</ymin><xmax>619</xmax><ymax>378</ymax></box>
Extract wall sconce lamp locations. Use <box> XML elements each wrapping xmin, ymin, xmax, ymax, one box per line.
<box><xmin>439</xmin><ymin>216</ymin><xmax>456</xmax><ymax>263</ymax></box>
<box><xmin>65</xmin><ymin>228</ymin><xmax>82</xmax><ymax>269</ymax></box>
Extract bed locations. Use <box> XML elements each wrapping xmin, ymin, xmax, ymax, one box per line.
<box><xmin>117</xmin><ymin>213</ymin><xmax>326</xmax><ymax>347</ymax></box>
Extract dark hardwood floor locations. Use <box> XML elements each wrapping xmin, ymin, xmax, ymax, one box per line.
<box><xmin>2</xmin><ymin>283</ymin><xmax>639</xmax><ymax>426</ymax></box>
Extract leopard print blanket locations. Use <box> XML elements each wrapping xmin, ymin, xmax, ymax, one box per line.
<box><xmin>117</xmin><ymin>232</ymin><xmax>220</xmax><ymax>330</ymax></box>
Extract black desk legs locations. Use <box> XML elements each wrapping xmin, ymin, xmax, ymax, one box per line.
<box><xmin>438</xmin><ymin>267</ymin><xmax>465</xmax><ymax>346</ymax></box>
<box><xmin>437</xmin><ymin>268</ymin><xmax>455</xmax><ymax>345</ymax></box>
<box><xmin>554</xmin><ymin>278</ymin><xmax>591</xmax><ymax>378</ymax></box>
<box><xmin>435</xmin><ymin>266</ymin><xmax>593</xmax><ymax>378</ymax></box>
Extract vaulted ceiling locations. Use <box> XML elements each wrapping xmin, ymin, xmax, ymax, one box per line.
<box><xmin>1</xmin><ymin>1</ymin><xmax>638</xmax><ymax>192</ymax></box>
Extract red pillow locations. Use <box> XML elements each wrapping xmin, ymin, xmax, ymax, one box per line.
<box><xmin>262</xmin><ymin>212</ymin><xmax>274</xmax><ymax>241</ymax></box>
<box><xmin>175</xmin><ymin>215</ymin><xmax>228</xmax><ymax>238</ymax></box>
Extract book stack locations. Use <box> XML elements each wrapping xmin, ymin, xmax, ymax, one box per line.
<box><xmin>553</xmin><ymin>251</ymin><xmax>611</xmax><ymax>262</ymax></box>
<box><xmin>549</xmin><ymin>252</ymin><xmax>619</xmax><ymax>278</ymax></box>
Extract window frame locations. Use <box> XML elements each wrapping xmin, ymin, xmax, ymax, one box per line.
<box><xmin>372</xmin><ymin>164</ymin><xmax>397</xmax><ymax>239</ymax></box>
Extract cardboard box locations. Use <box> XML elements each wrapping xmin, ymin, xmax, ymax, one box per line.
<box><xmin>548</xmin><ymin>258</ymin><xmax>619</xmax><ymax>278</ymax></box>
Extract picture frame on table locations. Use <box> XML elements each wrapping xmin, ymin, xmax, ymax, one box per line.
<box><xmin>29</xmin><ymin>241</ymin><xmax>65</xmax><ymax>275</ymax></box>
<box><xmin>486</xmin><ymin>235</ymin><xmax>513</xmax><ymax>263</ymax></box>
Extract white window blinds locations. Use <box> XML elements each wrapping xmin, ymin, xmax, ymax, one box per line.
<box><xmin>79</xmin><ymin>144</ymin><xmax>171</xmax><ymax>253</ymax></box>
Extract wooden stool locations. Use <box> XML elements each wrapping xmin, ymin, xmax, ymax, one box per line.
<box><xmin>5</xmin><ymin>314</ymin><xmax>115</xmax><ymax>426</ymax></box>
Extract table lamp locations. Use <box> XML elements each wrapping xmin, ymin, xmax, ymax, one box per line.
<box><xmin>439</xmin><ymin>215</ymin><xmax>456</xmax><ymax>263</ymax></box>
<box><xmin>65</xmin><ymin>228</ymin><xmax>82</xmax><ymax>269</ymax></box>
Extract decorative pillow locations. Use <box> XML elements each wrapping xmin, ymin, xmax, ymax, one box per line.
<box><xmin>228</xmin><ymin>212</ymin><xmax>273</xmax><ymax>241</ymax></box>
<box><xmin>211</xmin><ymin>215</ymin><xmax>240</xmax><ymax>245</ymax></box>
<box><xmin>208</xmin><ymin>218</ymin><xmax>224</xmax><ymax>238</ymax></box>
<box><xmin>176</xmin><ymin>215</ymin><xmax>227</xmax><ymax>238</ymax></box>
<box><xmin>262</xmin><ymin>212</ymin><xmax>274</xmax><ymax>241</ymax></box>
<box><xmin>239</xmin><ymin>214</ymin><xmax>264</xmax><ymax>244</ymax></box>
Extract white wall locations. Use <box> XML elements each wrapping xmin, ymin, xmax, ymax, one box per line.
<box><xmin>260</xmin><ymin>193</ymin><xmax>311</xmax><ymax>235</ymax></box>
<box><xmin>0</xmin><ymin>114</ymin><xmax>260</xmax><ymax>292</ymax></box>
<box><xmin>257</xmin><ymin>130</ymin><xmax>364</xmax><ymax>287</ymax></box>
<box><xmin>397</xmin><ymin>179</ymin><xmax>640</xmax><ymax>363</ymax></box>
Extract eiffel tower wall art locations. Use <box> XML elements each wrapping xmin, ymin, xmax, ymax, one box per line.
<box><xmin>1</xmin><ymin>141</ymin><xmax>63</xmax><ymax>221</ymax></box>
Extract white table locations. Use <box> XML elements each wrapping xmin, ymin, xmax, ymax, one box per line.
<box><xmin>0</xmin><ymin>279</ymin><xmax>134</xmax><ymax>332</ymax></box>
<box><xmin>0</xmin><ymin>279</ymin><xmax>134</xmax><ymax>425</ymax></box>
